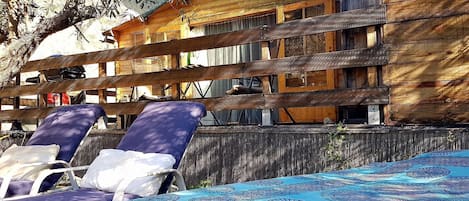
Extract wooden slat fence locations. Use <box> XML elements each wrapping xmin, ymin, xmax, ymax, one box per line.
<box><xmin>0</xmin><ymin>5</ymin><xmax>389</xmax><ymax>121</ymax></box>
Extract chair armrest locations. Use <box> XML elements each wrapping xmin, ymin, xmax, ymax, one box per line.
<box><xmin>112</xmin><ymin>169</ymin><xmax>186</xmax><ymax>201</ymax></box>
<box><xmin>0</xmin><ymin>160</ymin><xmax>74</xmax><ymax>199</ymax></box>
<box><xmin>29</xmin><ymin>165</ymin><xmax>90</xmax><ymax>196</ymax></box>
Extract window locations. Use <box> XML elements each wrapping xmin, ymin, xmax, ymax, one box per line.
<box><xmin>149</xmin><ymin>31</ymin><xmax>180</xmax><ymax>72</ymax></box>
<box><xmin>284</xmin><ymin>4</ymin><xmax>328</xmax><ymax>89</ymax></box>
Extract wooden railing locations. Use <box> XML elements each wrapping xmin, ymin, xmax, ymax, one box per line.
<box><xmin>0</xmin><ymin>5</ymin><xmax>388</xmax><ymax>121</ymax></box>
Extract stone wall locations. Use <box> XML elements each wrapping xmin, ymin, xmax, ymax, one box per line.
<box><xmin>1</xmin><ymin>125</ymin><xmax>468</xmax><ymax>187</ymax></box>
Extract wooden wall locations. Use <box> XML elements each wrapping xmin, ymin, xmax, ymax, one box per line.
<box><xmin>383</xmin><ymin>0</ymin><xmax>469</xmax><ymax>124</ymax></box>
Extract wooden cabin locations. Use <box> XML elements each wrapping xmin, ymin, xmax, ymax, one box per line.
<box><xmin>0</xmin><ymin>0</ymin><xmax>467</xmax><ymax>128</ymax></box>
<box><xmin>109</xmin><ymin>0</ymin><xmax>373</xmax><ymax>125</ymax></box>
<box><xmin>104</xmin><ymin>0</ymin><xmax>468</xmax><ymax>125</ymax></box>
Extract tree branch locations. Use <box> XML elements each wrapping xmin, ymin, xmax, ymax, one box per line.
<box><xmin>6</xmin><ymin>0</ymin><xmax>26</xmax><ymax>41</ymax></box>
<box><xmin>0</xmin><ymin>1</ymin><xmax>7</xmax><ymax>43</ymax></box>
<box><xmin>0</xmin><ymin>0</ymin><xmax>98</xmax><ymax>87</ymax></box>
<box><xmin>37</xmin><ymin>1</ymin><xmax>97</xmax><ymax>39</ymax></box>
<box><xmin>0</xmin><ymin>29</ymin><xmax>6</xmax><ymax>44</ymax></box>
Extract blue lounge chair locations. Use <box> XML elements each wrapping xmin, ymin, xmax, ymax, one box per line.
<box><xmin>0</xmin><ymin>104</ymin><xmax>106</xmax><ymax>199</ymax></box>
<box><xmin>17</xmin><ymin>101</ymin><xmax>206</xmax><ymax>201</ymax></box>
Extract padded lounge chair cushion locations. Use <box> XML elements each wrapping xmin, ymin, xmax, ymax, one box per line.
<box><xmin>26</xmin><ymin>104</ymin><xmax>106</xmax><ymax>162</ymax></box>
<box><xmin>0</xmin><ymin>144</ymin><xmax>60</xmax><ymax>180</ymax></box>
<box><xmin>17</xmin><ymin>188</ymin><xmax>140</xmax><ymax>201</ymax></box>
<box><xmin>0</xmin><ymin>178</ymin><xmax>34</xmax><ymax>198</ymax></box>
<box><xmin>80</xmin><ymin>149</ymin><xmax>175</xmax><ymax>196</ymax></box>
<box><xmin>117</xmin><ymin>101</ymin><xmax>206</xmax><ymax>167</ymax></box>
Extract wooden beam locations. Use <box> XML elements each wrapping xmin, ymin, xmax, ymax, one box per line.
<box><xmin>171</xmin><ymin>54</ymin><xmax>180</xmax><ymax>100</ymax></box>
<box><xmin>260</xmin><ymin>41</ymin><xmax>272</xmax><ymax>94</ymax></box>
<box><xmin>1</xmin><ymin>98</ymin><xmax>37</xmax><ymax>107</ymax></box>
<box><xmin>0</xmin><ymin>108</ymin><xmax>54</xmax><ymax>121</ymax></box>
<box><xmin>0</xmin><ymin>47</ymin><xmax>389</xmax><ymax>98</ymax></box>
<box><xmin>0</xmin><ymin>98</ymin><xmax>2</xmax><ymax>130</ymax></box>
<box><xmin>261</xmin><ymin>41</ymin><xmax>273</xmax><ymax>126</ymax></box>
<box><xmin>386</xmin><ymin>0</ymin><xmax>469</xmax><ymax>23</ymax></box>
<box><xmin>0</xmin><ymin>88</ymin><xmax>389</xmax><ymax>121</ymax></box>
<box><xmin>367</xmin><ymin>26</ymin><xmax>380</xmax><ymax>125</ymax></box>
<box><xmin>14</xmin><ymin>74</ymin><xmax>20</xmax><ymax>110</ymax></box>
<box><xmin>98</xmin><ymin>63</ymin><xmax>107</xmax><ymax>104</ymax></box>
<box><xmin>38</xmin><ymin>72</ymin><xmax>47</xmax><ymax>108</ymax></box>
<box><xmin>22</xmin><ymin>6</ymin><xmax>386</xmax><ymax>72</ymax></box>
<box><xmin>367</xmin><ymin>26</ymin><xmax>379</xmax><ymax>87</ymax></box>
<box><xmin>86</xmin><ymin>90</ymin><xmax>116</xmax><ymax>96</ymax></box>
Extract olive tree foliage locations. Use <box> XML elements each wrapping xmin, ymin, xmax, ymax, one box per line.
<box><xmin>0</xmin><ymin>0</ymin><xmax>121</xmax><ymax>87</ymax></box>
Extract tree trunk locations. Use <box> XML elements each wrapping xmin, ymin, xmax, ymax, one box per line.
<box><xmin>0</xmin><ymin>1</ymin><xmax>97</xmax><ymax>87</ymax></box>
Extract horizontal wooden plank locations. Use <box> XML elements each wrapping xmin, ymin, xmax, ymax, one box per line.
<box><xmin>2</xmin><ymin>47</ymin><xmax>388</xmax><ymax>98</ymax></box>
<box><xmin>386</xmin><ymin>0</ymin><xmax>469</xmax><ymax>23</ymax></box>
<box><xmin>0</xmin><ymin>108</ymin><xmax>54</xmax><ymax>121</ymax></box>
<box><xmin>389</xmin><ymin>103</ymin><xmax>469</xmax><ymax>123</ymax></box>
<box><xmin>86</xmin><ymin>90</ymin><xmax>116</xmax><ymax>96</ymax></box>
<box><xmin>264</xmin><ymin>5</ymin><xmax>386</xmax><ymax>40</ymax></box>
<box><xmin>22</xmin><ymin>6</ymin><xmax>386</xmax><ymax>72</ymax></box>
<box><xmin>384</xmin><ymin>15</ymin><xmax>468</xmax><ymax>44</ymax></box>
<box><xmin>384</xmin><ymin>59</ymin><xmax>468</xmax><ymax>83</ymax></box>
<box><xmin>390</xmin><ymin>79</ymin><xmax>469</xmax><ymax>89</ymax></box>
<box><xmin>264</xmin><ymin>88</ymin><xmax>389</xmax><ymax>108</ymax></box>
<box><xmin>388</xmin><ymin>37</ymin><xmax>468</xmax><ymax>65</ymax></box>
<box><xmin>0</xmin><ymin>98</ymin><xmax>37</xmax><ymax>107</ymax></box>
<box><xmin>390</xmin><ymin>83</ymin><xmax>469</xmax><ymax>104</ymax></box>
<box><xmin>0</xmin><ymin>88</ymin><xmax>389</xmax><ymax>121</ymax></box>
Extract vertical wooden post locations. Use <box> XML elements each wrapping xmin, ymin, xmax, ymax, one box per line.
<box><xmin>179</xmin><ymin>23</ymin><xmax>191</xmax><ymax>98</ymax></box>
<box><xmin>261</xmin><ymin>41</ymin><xmax>273</xmax><ymax>126</ymax></box>
<box><xmin>171</xmin><ymin>54</ymin><xmax>181</xmax><ymax>100</ymax></box>
<box><xmin>324</xmin><ymin>0</ymin><xmax>337</xmax><ymax>123</ymax></box>
<box><xmin>260</xmin><ymin>42</ymin><xmax>272</xmax><ymax>93</ymax></box>
<box><xmin>14</xmin><ymin>74</ymin><xmax>20</xmax><ymax>110</ymax></box>
<box><xmin>38</xmin><ymin>73</ymin><xmax>47</xmax><ymax>108</ymax></box>
<box><xmin>325</xmin><ymin>0</ymin><xmax>336</xmax><ymax>90</ymax></box>
<box><xmin>276</xmin><ymin>5</ymin><xmax>291</xmax><ymax>123</ymax></box>
<box><xmin>98</xmin><ymin>63</ymin><xmax>107</xmax><ymax>104</ymax></box>
<box><xmin>13</xmin><ymin>74</ymin><xmax>21</xmax><ymax>130</ymax></box>
<box><xmin>36</xmin><ymin>72</ymin><xmax>47</xmax><ymax>126</ymax></box>
<box><xmin>276</xmin><ymin>6</ymin><xmax>286</xmax><ymax>91</ymax></box>
<box><xmin>367</xmin><ymin>26</ymin><xmax>378</xmax><ymax>88</ymax></box>
<box><xmin>0</xmin><ymin>98</ymin><xmax>2</xmax><ymax>130</ymax></box>
<box><xmin>367</xmin><ymin>26</ymin><xmax>380</xmax><ymax>125</ymax></box>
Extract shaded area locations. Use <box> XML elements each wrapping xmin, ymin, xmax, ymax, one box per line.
<box><xmin>384</xmin><ymin>0</ymin><xmax>469</xmax><ymax>124</ymax></box>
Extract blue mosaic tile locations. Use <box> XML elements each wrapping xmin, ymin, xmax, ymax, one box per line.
<box><xmin>438</xmin><ymin>177</ymin><xmax>469</xmax><ymax>194</ymax></box>
<box><xmin>188</xmin><ymin>196</ymin><xmax>236</xmax><ymax>201</ymax></box>
<box><xmin>322</xmin><ymin>190</ymin><xmax>385</xmax><ymax>201</ymax></box>
<box><xmin>138</xmin><ymin>150</ymin><xmax>469</xmax><ymax>201</ymax></box>
<box><xmin>244</xmin><ymin>179</ymin><xmax>284</xmax><ymax>186</ymax></box>
<box><xmin>424</xmin><ymin>150</ymin><xmax>465</xmax><ymax>157</ymax></box>
<box><xmin>279</xmin><ymin>179</ymin><xmax>349</xmax><ymax>194</ymax></box>
<box><xmin>406</xmin><ymin>167</ymin><xmax>451</xmax><ymax>178</ymax></box>
<box><xmin>376</xmin><ymin>162</ymin><xmax>413</xmax><ymax>174</ymax></box>
<box><xmin>411</xmin><ymin>157</ymin><xmax>469</xmax><ymax>167</ymax></box>
<box><xmin>231</xmin><ymin>188</ymin><xmax>289</xmax><ymax>199</ymax></box>
<box><xmin>139</xmin><ymin>194</ymin><xmax>180</xmax><ymax>201</ymax></box>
